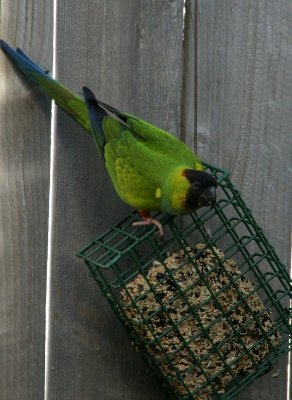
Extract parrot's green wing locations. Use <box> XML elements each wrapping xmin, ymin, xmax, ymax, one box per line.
<box><xmin>105</xmin><ymin>132</ymin><xmax>162</xmax><ymax>210</ymax></box>
<box><xmin>81</xmin><ymin>88</ymin><xmax>155</xmax><ymax>209</ymax></box>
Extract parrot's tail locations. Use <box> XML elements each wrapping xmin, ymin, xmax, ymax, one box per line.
<box><xmin>82</xmin><ymin>87</ymin><xmax>107</xmax><ymax>157</ymax></box>
<box><xmin>0</xmin><ymin>40</ymin><xmax>89</xmax><ymax>131</ymax></box>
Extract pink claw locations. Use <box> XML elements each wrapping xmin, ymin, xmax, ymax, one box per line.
<box><xmin>132</xmin><ymin>217</ymin><xmax>164</xmax><ymax>237</ymax></box>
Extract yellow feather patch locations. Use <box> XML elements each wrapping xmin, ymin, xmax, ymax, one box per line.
<box><xmin>195</xmin><ymin>162</ymin><xmax>205</xmax><ymax>171</ymax></box>
<box><xmin>170</xmin><ymin>171</ymin><xmax>189</xmax><ymax>212</ymax></box>
<box><xmin>155</xmin><ymin>187</ymin><xmax>162</xmax><ymax>199</ymax></box>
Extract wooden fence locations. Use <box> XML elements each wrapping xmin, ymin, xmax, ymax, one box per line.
<box><xmin>0</xmin><ymin>1</ymin><xmax>291</xmax><ymax>399</ymax></box>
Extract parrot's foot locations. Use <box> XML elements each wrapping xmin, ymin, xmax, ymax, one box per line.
<box><xmin>132</xmin><ymin>218</ymin><xmax>164</xmax><ymax>236</ymax></box>
<box><xmin>132</xmin><ymin>211</ymin><xmax>164</xmax><ymax>236</ymax></box>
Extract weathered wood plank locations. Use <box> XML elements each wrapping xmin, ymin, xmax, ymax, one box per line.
<box><xmin>46</xmin><ymin>1</ymin><xmax>184</xmax><ymax>399</ymax></box>
<box><xmin>0</xmin><ymin>1</ymin><xmax>53</xmax><ymax>399</ymax></box>
<box><xmin>181</xmin><ymin>0</ymin><xmax>196</xmax><ymax>151</ymax></box>
<box><xmin>197</xmin><ymin>1</ymin><xmax>292</xmax><ymax>399</ymax></box>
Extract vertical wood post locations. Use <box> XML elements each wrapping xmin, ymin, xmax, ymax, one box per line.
<box><xmin>0</xmin><ymin>1</ymin><xmax>53</xmax><ymax>399</ymax></box>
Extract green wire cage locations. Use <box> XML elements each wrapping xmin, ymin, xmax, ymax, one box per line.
<box><xmin>76</xmin><ymin>164</ymin><xmax>292</xmax><ymax>400</ymax></box>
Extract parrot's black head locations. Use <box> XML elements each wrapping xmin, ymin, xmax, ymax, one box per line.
<box><xmin>183</xmin><ymin>169</ymin><xmax>218</xmax><ymax>211</ymax></box>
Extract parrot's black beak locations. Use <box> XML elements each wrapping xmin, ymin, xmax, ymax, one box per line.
<box><xmin>201</xmin><ymin>185</ymin><xmax>217</xmax><ymax>208</ymax></box>
<box><xmin>207</xmin><ymin>186</ymin><xmax>217</xmax><ymax>207</ymax></box>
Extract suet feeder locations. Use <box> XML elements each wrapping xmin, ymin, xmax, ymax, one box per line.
<box><xmin>76</xmin><ymin>164</ymin><xmax>292</xmax><ymax>400</ymax></box>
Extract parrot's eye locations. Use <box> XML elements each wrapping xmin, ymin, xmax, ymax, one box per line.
<box><xmin>193</xmin><ymin>181</ymin><xmax>200</xmax><ymax>190</ymax></box>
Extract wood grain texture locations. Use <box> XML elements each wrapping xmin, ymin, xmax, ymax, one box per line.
<box><xmin>0</xmin><ymin>1</ymin><xmax>52</xmax><ymax>399</ymax></box>
<box><xmin>46</xmin><ymin>1</ymin><xmax>184</xmax><ymax>399</ymax></box>
<box><xmin>197</xmin><ymin>1</ymin><xmax>292</xmax><ymax>399</ymax></box>
<box><xmin>181</xmin><ymin>0</ymin><xmax>196</xmax><ymax>151</ymax></box>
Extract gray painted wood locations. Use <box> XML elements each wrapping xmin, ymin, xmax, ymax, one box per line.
<box><xmin>181</xmin><ymin>0</ymin><xmax>196</xmax><ymax>151</ymax></box>
<box><xmin>1</xmin><ymin>1</ymin><xmax>290</xmax><ymax>399</ymax></box>
<box><xmin>46</xmin><ymin>1</ymin><xmax>184</xmax><ymax>399</ymax></box>
<box><xmin>0</xmin><ymin>1</ymin><xmax>52</xmax><ymax>399</ymax></box>
<box><xmin>197</xmin><ymin>1</ymin><xmax>292</xmax><ymax>399</ymax></box>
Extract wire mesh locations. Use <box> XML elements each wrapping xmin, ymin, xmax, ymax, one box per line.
<box><xmin>76</xmin><ymin>164</ymin><xmax>292</xmax><ymax>400</ymax></box>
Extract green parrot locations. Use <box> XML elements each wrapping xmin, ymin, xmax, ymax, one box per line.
<box><xmin>0</xmin><ymin>40</ymin><xmax>217</xmax><ymax>236</ymax></box>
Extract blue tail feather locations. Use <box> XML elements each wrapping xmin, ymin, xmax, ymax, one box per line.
<box><xmin>82</xmin><ymin>86</ymin><xmax>107</xmax><ymax>157</ymax></box>
<box><xmin>0</xmin><ymin>40</ymin><xmax>51</xmax><ymax>83</ymax></box>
